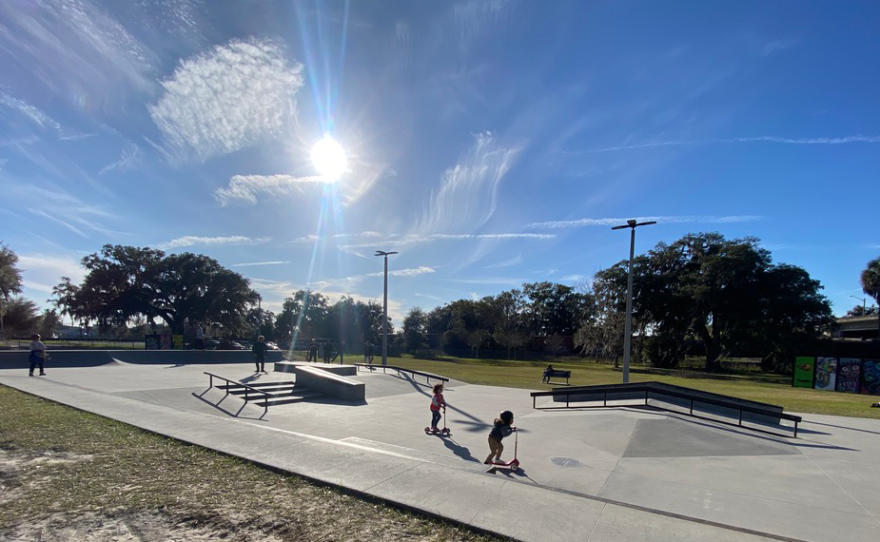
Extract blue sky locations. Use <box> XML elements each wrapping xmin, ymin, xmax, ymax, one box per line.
<box><xmin>1</xmin><ymin>0</ymin><xmax>879</xmax><ymax>324</ymax></box>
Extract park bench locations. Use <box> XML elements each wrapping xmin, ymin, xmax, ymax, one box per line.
<box><xmin>543</xmin><ymin>368</ymin><xmax>571</xmax><ymax>385</ymax></box>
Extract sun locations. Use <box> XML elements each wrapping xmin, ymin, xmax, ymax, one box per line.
<box><xmin>311</xmin><ymin>137</ymin><xmax>347</xmax><ymax>182</ymax></box>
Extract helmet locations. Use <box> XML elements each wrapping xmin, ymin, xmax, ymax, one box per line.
<box><xmin>500</xmin><ymin>410</ymin><xmax>514</xmax><ymax>424</ymax></box>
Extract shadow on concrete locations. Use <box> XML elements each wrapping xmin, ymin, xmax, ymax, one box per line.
<box><xmin>191</xmin><ymin>390</ymin><xmax>267</xmax><ymax>421</ymax></box>
<box><xmin>440</xmin><ymin>436</ymin><xmax>481</xmax><ymax>463</ymax></box>
<box><xmin>805</xmin><ymin>420</ymin><xmax>880</xmax><ymax>437</ymax></box>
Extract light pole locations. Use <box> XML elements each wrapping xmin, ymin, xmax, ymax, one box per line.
<box><xmin>611</xmin><ymin>219</ymin><xmax>656</xmax><ymax>383</ymax></box>
<box><xmin>850</xmin><ymin>295</ymin><xmax>867</xmax><ymax>314</ymax></box>
<box><xmin>375</xmin><ymin>250</ymin><xmax>398</xmax><ymax>366</ymax></box>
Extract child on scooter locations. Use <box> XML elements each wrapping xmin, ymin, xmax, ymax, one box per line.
<box><xmin>484</xmin><ymin>410</ymin><xmax>516</xmax><ymax>464</ymax></box>
<box><xmin>429</xmin><ymin>383</ymin><xmax>446</xmax><ymax>432</ymax></box>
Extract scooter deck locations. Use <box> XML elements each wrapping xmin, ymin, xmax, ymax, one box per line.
<box><xmin>424</xmin><ymin>427</ymin><xmax>451</xmax><ymax>436</ymax></box>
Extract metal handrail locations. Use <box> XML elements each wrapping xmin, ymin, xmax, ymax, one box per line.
<box><xmin>531</xmin><ymin>383</ymin><xmax>801</xmax><ymax>438</ymax></box>
<box><xmin>204</xmin><ymin>372</ymin><xmax>271</xmax><ymax>417</ymax></box>
<box><xmin>354</xmin><ymin>364</ymin><xmax>449</xmax><ymax>385</ymax></box>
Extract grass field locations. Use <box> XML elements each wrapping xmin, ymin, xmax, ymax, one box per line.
<box><xmin>342</xmin><ymin>354</ymin><xmax>880</xmax><ymax>419</ymax></box>
<box><xmin>0</xmin><ymin>385</ymin><xmax>500</xmax><ymax>542</ymax></box>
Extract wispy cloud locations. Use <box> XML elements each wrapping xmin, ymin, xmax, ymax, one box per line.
<box><xmin>214</xmin><ymin>174</ymin><xmax>323</xmax><ymax>206</ymax></box>
<box><xmin>415</xmin><ymin>131</ymin><xmax>523</xmax><ymax>235</ymax></box>
<box><xmin>149</xmin><ymin>39</ymin><xmax>303</xmax><ymax>163</ymax></box>
<box><xmin>448</xmin><ymin>277</ymin><xmax>525</xmax><ymax>287</ymax></box>
<box><xmin>415</xmin><ymin>292</ymin><xmax>445</xmax><ymax>302</ymax></box>
<box><xmin>290</xmin><ymin>235</ymin><xmax>319</xmax><ymax>244</ymax></box>
<box><xmin>0</xmin><ymin>93</ymin><xmax>62</xmax><ymax>132</ymax></box>
<box><xmin>18</xmin><ymin>253</ymin><xmax>87</xmax><ymax>294</ymax></box>
<box><xmin>6</xmin><ymin>180</ymin><xmax>123</xmax><ymax>239</ymax></box>
<box><xmin>582</xmin><ymin>136</ymin><xmax>880</xmax><ymax>153</ymax></box>
<box><xmin>339</xmin><ymin>232</ymin><xmax>555</xmax><ymax>250</ymax></box>
<box><xmin>528</xmin><ymin>215</ymin><xmax>763</xmax><ymax>229</ymax></box>
<box><xmin>484</xmin><ymin>253</ymin><xmax>523</xmax><ymax>269</ymax></box>
<box><xmin>559</xmin><ymin>274</ymin><xmax>586</xmax><ymax>282</ymax></box>
<box><xmin>452</xmin><ymin>0</ymin><xmax>516</xmax><ymax>52</ymax></box>
<box><xmin>308</xmin><ymin>267</ymin><xmax>437</xmax><ymax>294</ymax></box>
<box><xmin>100</xmin><ymin>143</ymin><xmax>142</xmax><ymax>175</ymax></box>
<box><xmin>231</xmin><ymin>261</ymin><xmax>291</xmax><ymax>268</ymax></box>
<box><xmin>365</xmin><ymin>266</ymin><xmax>436</xmax><ymax>278</ymax></box>
<box><xmin>157</xmin><ymin>235</ymin><xmax>271</xmax><ymax>250</ymax></box>
<box><xmin>0</xmin><ymin>0</ymin><xmax>157</xmax><ymax>112</ymax></box>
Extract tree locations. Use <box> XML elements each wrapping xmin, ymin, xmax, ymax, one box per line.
<box><xmin>39</xmin><ymin>309</ymin><xmax>61</xmax><ymax>339</ymax></box>
<box><xmin>53</xmin><ymin>245</ymin><xmax>259</xmax><ymax>335</ymax></box>
<box><xmin>2</xmin><ymin>296</ymin><xmax>40</xmax><ymax>337</ymax></box>
<box><xmin>845</xmin><ymin>304</ymin><xmax>878</xmax><ymax>317</ymax></box>
<box><xmin>861</xmin><ymin>257</ymin><xmax>880</xmax><ymax>340</ymax></box>
<box><xmin>522</xmin><ymin>282</ymin><xmax>591</xmax><ymax>337</ymax></box>
<box><xmin>600</xmin><ymin>233</ymin><xmax>833</xmax><ymax>371</ymax></box>
<box><xmin>0</xmin><ymin>242</ymin><xmax>24</xmax><ymax>339</ymax></box>
<box><xmin>403</xmin><ymin>307</ymin><xmax>429</xmax><ymax>352</ymax></box>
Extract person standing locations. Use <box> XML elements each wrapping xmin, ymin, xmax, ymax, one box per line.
<box><xmin>195</xmin><ymin>324</ymin><xmax>205</xmax><ymax>350</ymax></box>
<box><xmin>308</xmin><ymin>339</ymin><xmax>318</xmax><ymax>362</ymax></box>
<box><xmin>253</xmin><ymin>335</ymin><xmax>267</xmax><ymax>373</ymax></box>
<box><xmin>323</xmin><ymin>341</ymin><xmax>333</xmax><ymax>363</ymax></box>
<box><xmin>29</xmin><ymin>334</ymin><xmax>47</xmax><ymax>377</ymax></box>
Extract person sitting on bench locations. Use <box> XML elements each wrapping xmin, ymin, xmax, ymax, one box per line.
<box><xmin>542</xmin><ymin>364</ymin><xmax>554</xmax><ymax>383</ymax></box>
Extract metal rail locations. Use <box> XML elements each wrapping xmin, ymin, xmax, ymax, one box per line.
<box><xmin>531</xmin><ymin>384</ymin><xmax>802</xmax><ymax>438</ymax></box>
<box><xmin>204</xmin><ymin>372</ymin><xmax>271</xmax><ymax>417</ymax></box>
<box><xmin>354</xmin><ymin>364</ymin><xmax>449</xmax><ymax>385</ymax></box>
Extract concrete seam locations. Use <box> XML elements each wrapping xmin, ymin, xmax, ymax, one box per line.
<box><xmin>801</xmin><ymin>451</ymin><xmax>880</xmax><ymax>526</ymax></box>
<box><xmin>584</xmin><ymin>502</ymin><xmax>606</xmax><ymax>542</ymax></box>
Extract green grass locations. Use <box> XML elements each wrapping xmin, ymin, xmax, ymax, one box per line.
<box><xmin>0</xmin><ymin>385</ymin><xmax>502</xmax><ymax>541</ymax></box>
<box><xmin>369</xmin><ymin>355</ymin><xmax>880</xmax><ymax>419</ymax></box>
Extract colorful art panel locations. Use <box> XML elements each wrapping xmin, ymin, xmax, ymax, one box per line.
<box><xmin>793</xmin><ymin>356</ymin><xmax>815</xmax><ymax>388</ymax></box>
<box><xmin>835</xmin><ymin>358</ymin><xmax>862</xmax><ymax>394</ymax></box>
<box><xmin>145</xmin><ymin>334</ymin><xmax>159</xmax><ymax>350</ymax></box>
<box><xmin>814</xmin><ymin>357</ymin><xmax>838</xmax><ymax>391</ymax></box>
<box><xmin>861</xmin><ymin>360</ymin><xmax>880</xmax><ymax>396</ymax></box>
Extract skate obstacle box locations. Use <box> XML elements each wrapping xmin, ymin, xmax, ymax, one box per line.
<box><xmin>292</xmin><ymin>364</ymin><xmax>365</xmax><ymax>401</ymax></box>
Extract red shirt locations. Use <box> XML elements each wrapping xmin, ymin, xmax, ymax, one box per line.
<box><xmin>430</xmin><ymin>392</ymin><xmax>446</xmax><ymax>411</ymax></box>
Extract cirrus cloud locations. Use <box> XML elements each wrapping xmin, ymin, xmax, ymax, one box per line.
<box><xmin>149</xmin><ymin>38</ymin><xmax>304</xmax><ymax>163</ymax></box>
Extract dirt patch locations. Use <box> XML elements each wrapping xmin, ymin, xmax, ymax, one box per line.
<box><xmin>3</xmin><ymin>510</ymin><xmax>288</xmax><ymax>542</ymax></box>
<box><xmin>0</xmin><ymin>386</ymin><xmax>499</xmax><ymax>542</ymax></box>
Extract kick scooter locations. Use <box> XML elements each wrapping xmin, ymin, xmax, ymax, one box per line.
<box><xmin>424</xmin><ymin>408</ymin><xmax>451</xmax><ymax>436</ymax></box>
<box><xmin>486</xmin><ymin>428</ymin><xmax>520</xmax><ymax>471</ymax></box>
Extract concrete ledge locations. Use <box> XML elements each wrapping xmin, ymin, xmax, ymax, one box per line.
<box><xmin>275</xmin><ymin>361</ymin><xmax>357</xmax><ymax>376</ymax></box>
<box><xmin>0</xmin><ymin>349</ymin><xmax>285</xmax><ymax>369</ymax></box>
<box><xmin>293</xmin><ymin>365</ymin><xmax>365</xmax><ymax>401</ymax></box>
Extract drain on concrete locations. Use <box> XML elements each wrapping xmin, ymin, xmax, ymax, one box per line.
<box><xmin>549</xmin><ymin>456</ymin><xmax>583</xmax><ymax>468</ymax></box>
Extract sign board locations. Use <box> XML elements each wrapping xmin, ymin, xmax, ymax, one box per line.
<box><xmin>792</xmin><ymin>356</ymin><xmax>815</xmax><ymax>388</ymax></box>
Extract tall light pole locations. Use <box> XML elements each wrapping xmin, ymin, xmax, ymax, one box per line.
<box><xmin>375</xmin><ymin>250</ymin><xmax>398</xmax><ymax>366</ymax></box>
<box><xmin>611</xmin><ymin>219</ymin><xmax>656</xmax><ymax>383</ymax></box>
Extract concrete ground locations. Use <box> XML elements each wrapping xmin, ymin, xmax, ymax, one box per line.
<box><xmin>1</xmin><ymin>359</ymin><xmax>878</xmax><ymax>542</ymax></box>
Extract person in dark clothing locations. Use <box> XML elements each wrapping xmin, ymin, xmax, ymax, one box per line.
<box><xmin>253</xmin><ymin>335</ymin><xmax>267</xmax><ymax>373</ymax></box>
<box><xmin>542</xmin><ymin>364</ymin><xmax>554</xmax><ymax>383</ymax></box>
<box><xmin>484</xmin><ymin>410</ymin><xmax>516</xmax><ymax>464</ymax></box>
<box><xmin>323</xmin><ymin>341</ymin><xmax>332</xmax><ymax>363</ymax></box>
<box><xmin>308</xmin><ymin>339</ymin><xmax>318</xmax><ymax>362</ymax></box>
<box><xmin>364</xmin><ymin>342</ymin><xmax>374</xmax><ymax>364</ymax></box>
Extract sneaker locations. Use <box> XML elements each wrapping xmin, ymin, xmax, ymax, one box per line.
<box><xmin>39</xmin><ymin>373</ymin><xmax>46</xmax><ymax>376</ymax></box>
<box><xmin>29</xmin><ymin>373</ymin><xmax>34</xmax><ymax>377</ymax></box>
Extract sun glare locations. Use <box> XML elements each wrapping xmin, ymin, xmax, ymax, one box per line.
<box><xmin>311</xmin><ymin>137</ymin><xmax>347</xmax><ymax>182</ymax></box>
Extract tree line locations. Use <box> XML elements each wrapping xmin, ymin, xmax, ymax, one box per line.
<box><xmin>2</xmin><ymin>237</ymin><xmax>879</xmax><ymax>373</ymax></box>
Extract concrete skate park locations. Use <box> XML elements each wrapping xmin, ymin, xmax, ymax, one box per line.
<box><xmin>1</xmin><ymin>351</ymin><xmax>878</xmax><ymax>542</ymax></box>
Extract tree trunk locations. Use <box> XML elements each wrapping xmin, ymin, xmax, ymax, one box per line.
<box><xmin>698</xmin><ymin>323</ymin><xmax>722</xmax><ymax>372</ymax></box>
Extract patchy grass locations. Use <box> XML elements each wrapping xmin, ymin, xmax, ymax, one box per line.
<box><xmin>0</xmin><ymin>385</ymin><xmax>504</xmax><ymax>542</ymax></box>
<box><xmin>371</xmin><ymin>355</ymin><xmax>880</xmax><ymax>419</ymax></box>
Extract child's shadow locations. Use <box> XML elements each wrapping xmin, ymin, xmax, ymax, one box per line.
<box><xmin>442</xmin><ymin>437</ymin><xmax>481</xmax><ymax>463</ymax></box>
